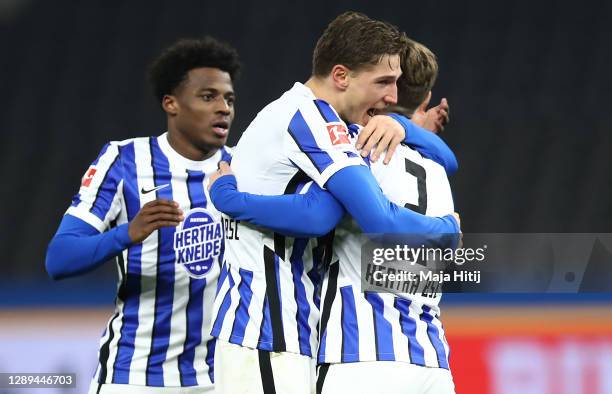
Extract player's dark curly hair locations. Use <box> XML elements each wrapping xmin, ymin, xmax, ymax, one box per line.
<box><xmin>149</xmin><ymin>37</ymin><xmax>241</xmax><ymax>102</ymax></box>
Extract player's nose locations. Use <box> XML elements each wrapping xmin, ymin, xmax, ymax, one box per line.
<box><xmin>216</xmin><ymin>98</ymin><xmax>232</xmax><ymax>114</ymax></box>
<box><xmin>384</xmin><ymin>84</ymin><xmax>398</xmax><ymax>105</ymax></box>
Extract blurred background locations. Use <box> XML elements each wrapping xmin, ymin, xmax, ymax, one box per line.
<box><xmin>0</xmin><ymin>0</ymin><xmax>611</xmax><ymax>393</ymax></box>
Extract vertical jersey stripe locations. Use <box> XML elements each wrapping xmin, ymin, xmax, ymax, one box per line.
<box><xmin>177</xmin><ymin>170</ymin><xmax>207</xmax><ymax>386</ymax></box>
<box><xmin>395</xmin><ymin>298</ymin><xmax>426</xmax><ymax>366</ymax></box>
<box><xmin>89</xmin><ymin>153</ymin><xmax>122</xmax><ymax>221</ymax></box>
<box><xmin>230</xmin><ymin>268</ymin><xmax>255</xmax><ymax>340</ymax></box>
<box><xmin>364</xmin><ymin>292</ymin><xmax>395</xmax><ymax>361</ymax></box>
<box><xmin>112</xmin><ymin>142</ymin><xmax>142</xmax><ymax>384</ymax></box>
<box><xmin>212</xmin><ymin>264</ymin><xmax>235</xmax><ymax>335</ymax></box>
<box><xmin>146</xmin><ymin>137</ymin><xmax>176</xmax><ymax>386</ymax></box>
<box><xmin>263</xmin><ymin>246</ymin><xmax>286</xmax><ymax>351</ymax></box>
<box><xmin>317</xmin><ymin>260</ymin><xmax>338</xmax><ymax>364</ymax></box>
<box><xmin>289</xmin><ymin>239</ymin><xmax>311</xmax><ymax>356</ymax></box>
<box><xmin>258</xmin><ymin>295</ymin><xmax>274</xmax><ymax>351</ymax></box>
<box><xmin>339</xmin><ymin>286</ymin><xmax>359</xmax><ymax>363</ymax></box>
<box><xmin>178</xmin><ymin>278</ymin><xmax>206</xmax><ymax>386</ymax></box>
<box><xmin>421</xmin><ymin>305</ymin><xmax>449</xmax><ymax>369</ymax></box>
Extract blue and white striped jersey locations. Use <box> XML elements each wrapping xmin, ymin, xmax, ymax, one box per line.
<box><xmin>210</xmin><ymin>82</ymin><xmax>366</xmax><ymax>357</ymax></box>
<box><xmin>66</xmin><ymin>133</ymin><xmax>231</xmax><ymax>388</ymax></box>
<box><xmin>318</xmin><ymin>135</ymin><xmax>454</xmax><ymax>369</ymax></box>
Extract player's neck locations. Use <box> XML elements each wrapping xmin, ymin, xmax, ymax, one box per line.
<box><xmin>305</xmin><ymin>77</ymin><xmax>345</xmax><ymax>116</ymax></box>
<box><xmin>166</xmin><ymin>129</ymin><xmax>217</xmax><ymax>162</ymax></box>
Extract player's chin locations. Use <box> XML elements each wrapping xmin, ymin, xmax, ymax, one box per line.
<box><xmin>360</xmin><ymin>112</ymin><xmax>374</xmax><ymax>126</ymax></box>
<box><xmin>199</xmin><ymin>134</ymin><xmax>227</xmax><ymax>150</ymax></box>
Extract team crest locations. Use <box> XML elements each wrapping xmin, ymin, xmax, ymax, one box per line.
<box><xmin>173</xmin><ymin>208</ymin><xmax>223</xmax><ymax>278</ymax></box>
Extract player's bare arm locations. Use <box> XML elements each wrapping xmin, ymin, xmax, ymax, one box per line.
<box><xmin>127</xmin><ymin>199</ymin><xmax>184</xmax><ymax>243</ymax></box>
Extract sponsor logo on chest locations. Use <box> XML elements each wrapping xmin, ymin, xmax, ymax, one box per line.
<box><xmin>173</xmin><ymin>208</ymin><xmax>223</xmax><ymax>278</ymax></box>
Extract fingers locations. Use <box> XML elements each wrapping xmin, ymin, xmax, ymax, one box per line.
<box><xmin>439</xmin><ymin>98</ymin><xmax>450</xmax><ymax>124</ymax></box>
<box><xmin>370</xmin><ymin>131</ymin><xmax>393</xmax><ymax>162</ymax></box>
<box><xmin>355</xmin><ymin>123</ymin><xmax>375</xmax><ymax>150</ymax></box>
<box><xmin>142</xmin><ymin>203</ymin><xmax>183</xmax><ymax>216</ymax></box>
<box><xmin>438</xmin><ymin>108</ymin><xmax>449</xmax><ymax>125</ymax></box>
<box><xmin>140</xmin><ymin>200</ymin><xmax>184</xmax><ymax>222</ymax></box>
<box><xmin>452</xmin><ymin>212</ymin><xmax>461</xmax><ymax>228</ymax></box>
<box><xmin>142</xmin><ymin>199</ymin><xmax>179</xmax><ymax>209</ymax></box>
<box><xmin>218</xmin><ymin>161</ymin><xmax>232</xmax><ymax>174</ymax></box>
<box><xmin>146</xmin><ymin>211</ymin><xmax>184</xmax><ymax>225</ymax></box>
<box><xmin>357</xmin><ymin>116</ymin><xmax>405</xmax><ymax>162</ymax></box>
<box><xmin>129</xmin><ymin>199</ymin><xmax>184</xmax><ymax>242</ymax></box>
<box><xmin>360</xmin><ymin>126</ymin><xmax>385</xmax><ymax>158</ymax></box>
<box><xmin>208</xmin><ymin>161</ymin><xmax>234</xmax><ymax>190</ymax></box>
<box><xmin>383</xmin><ymin>135</ymin><xmax>404</xmax><ymax>164</ymax></box>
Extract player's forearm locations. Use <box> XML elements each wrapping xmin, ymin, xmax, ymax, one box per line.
<box><xmin>326</xmin><ymin>166</ymin><xmax>459</xmax><ymax>246</ymax></box>
<box><xmin>210</xmin><ymin>175</ymin><xmax>343</xmax><ymax>238</ymax></box>
<box><xmin>389</xmin><ymin>113</ymin><xmax>458</xmax><ymax>175</ymax></box>
<box><xmin>45</xmin><ymin>215</ymin><xmax>132</xmax><ymax>280</ymax></box>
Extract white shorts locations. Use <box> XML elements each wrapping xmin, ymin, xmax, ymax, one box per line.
<box><xmin>88</xmin><ymin>382</ymin><xmax>213</xmax><ymax>394</ymax></box>
<box><xmin>214</xmin><ymin>339</ymin><xmax>316</xmax><ymax>394</ymax></box>
<box><xmin>317</xmin><ymin>361</ymin><xmax>455</xmax><ymax>394</ymax></box>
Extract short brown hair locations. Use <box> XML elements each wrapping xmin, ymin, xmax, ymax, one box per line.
<box><xmin>395</xmin><ymin>39</ymin><xmax>439</xmax><ymax>115</ymax></box>
<box><xmin>312</xmin><ymin>11</ymin><xmax>406</xmax><ymax>77</ymax></box>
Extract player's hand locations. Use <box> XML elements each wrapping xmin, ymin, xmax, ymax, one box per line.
<box><xmin>128</xmin><ymin>199</ymin><xmax>184</xmax><ymax>243</ymax></box>
<box><xmin>452</xmin><ymin>212</ymin><xmax>461</xmax><ymax>229</ymax></box>
<box><xmin>355</xmin><ymin>115</ymin><xmax>405</xmax><ymax>165</ymax></box>
<box><xmin>452</xmin><ymin>211</ymin><xmax>463</xmax><ymax>248</ymax></box>
<box><xmin>412</xmin><ymin>98</ymin><xmax>450</xmax><ymax>134</ymax></box>
<box><xmin>207</xmin><ymin>161</ymin><xmax>233</xmax><ymax>190</ymax></box>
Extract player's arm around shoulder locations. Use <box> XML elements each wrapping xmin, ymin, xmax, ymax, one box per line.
<box><xmin>208</xmin><ymin>162</ymin><xmax>344</xmax><ymax>238</ymax></box>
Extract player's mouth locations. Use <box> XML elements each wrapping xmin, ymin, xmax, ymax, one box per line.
<box><xmin>211</xmin><ymin>120</ymin><xmax>230</xmax><ymax>138</ymax></box>
<box><xmin>360</xmin><ymin>108</ymin><xmax>377</xmax><ymax>125</ymax></box>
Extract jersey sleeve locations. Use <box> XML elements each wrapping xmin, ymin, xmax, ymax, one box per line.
<box><xmin>65</xmin><ymin>142</ymin><xmax>125</xmax><ymax>232</ymax></box>
<box><xmin>46</xmin><ymin>214</ymin><xmax>132</xmax><ymax>280</ymax></box>
<box><xmin>209</xmin><ymin>175</ymin><xmax>344</xmax><ymax>238</ymax></box>
<box><xmin>284</xmin><ymin>99</ymin><xmax>366</xmax><ymax>188</ymax></box>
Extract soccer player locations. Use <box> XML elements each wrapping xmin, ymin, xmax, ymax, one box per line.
<box><xmin>208</xmin><ymin>12</ymin><xmax>459</xmax><ymax>394</ymax></box>
<box><xmin>209</xmin><ymin>38</ymin><xmax>457</xmax><ymax>393</ymax></box>
<box><xmin>314</xmin><ymin>38</ymin><xmax>457</xmax><ymax>394</ymax></box>
<box><xmin>45</xmin><ymin>37</ymin><xmax>239</xmax><ymax>394</ymax></box>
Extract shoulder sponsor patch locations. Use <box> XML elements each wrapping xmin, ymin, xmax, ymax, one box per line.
<box><xmin>81</xmin><ymin>167</ymin><xmax>97</xmax><ymax>187</ymax></box>
<box><xmin>326</xmin><ymin>122</ymin><xmax>350</xmax><ymax>146</ymax></box>
<box><xmin>173</xmin><ymin>208</ymin><xmax>223</xmax><ymax>278</ymax></box>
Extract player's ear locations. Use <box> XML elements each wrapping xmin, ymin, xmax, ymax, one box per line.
<box><xmin>162</xmin><ymin>95</ymin><xmax>179</xmax><ymax>116</ymax></box>
<box><xmin>331</xmin><ymin>65</ymin><xmax>350</xmax><ymax>91</ymax></box>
